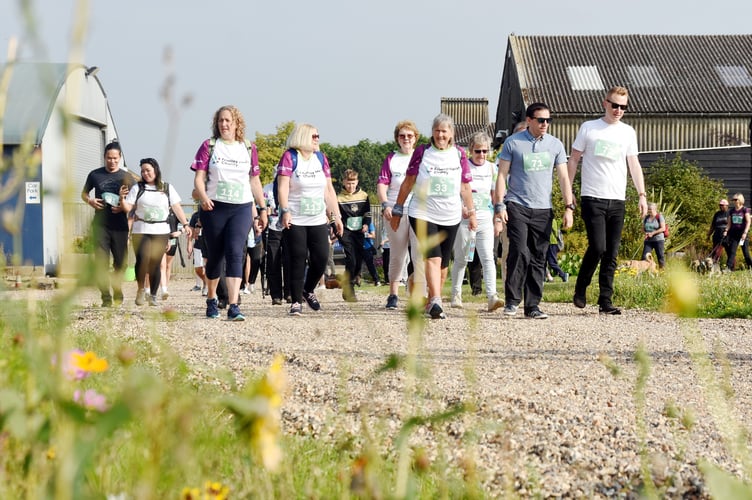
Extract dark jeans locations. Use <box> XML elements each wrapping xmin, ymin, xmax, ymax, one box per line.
<box><xmin>361</xmin><ymin>246</ymin><xmax>380</xmax><ymax>283</ymax></box>
<box><xmin>725</xmin><ymin>231</ymin><xmax>752</xmax><ymax>270</ymax></box>
<box><xmin>132</xmin><ymin>233</ymin><xmax>169</xmax><ymax>296</ymax></box>
<box><xmin>467</xmin><ymin>250</ymin><xmax>483</xmax><ymax>294</ymax></box>
<box><xmin>575</xmin><ymin>197</ymin><xmax>626</xmax><ymax>306</ymax></box>
<box><xmin>265</xmin><ymin>229</ymin><xmax>289</xmax><ymax>300</ymax></box>
<box><xmin>341</xmin><ymin>229</ymin><xmax>365</xmax><ymax>285</ymax></box>
<box><xmin>504</xmin><ymin>202</ymin><xmax>552</xmax><ymax>312</ymax></box>
<box><xmin>92</xmin><ymin>224</ymin><xmax>129</xmax><ymax>302</ymax></box>
<box><xmin>546</xmin><ymin>245</ymin><xmax>566</xmax><ymax>279</ymax></box>
<box><xmin>642</xmin><ymin>239</ymin><xmax>666</xmax><ymax>268</ymax></box>
<box><xmin>283</xmin><ymin>224</ymin><xmax>329</xmax><ymax>303</ymax></box>
<box><xmin>381</xmin><ymin>247</ymin><xmax>390</xmax><ymax>283</ymax></box>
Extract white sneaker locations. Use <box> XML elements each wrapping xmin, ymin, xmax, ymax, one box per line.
<box><xmin>487</xmin><ymin>295</ymin><xmax>504</xmax><ymax>312</ymax></box>
<box><xmin>450</xmin><ymin>293</ymin><xmax>463</xmax><ymax>309</ymax></box>
<box><xmin>242</xmin><ymin>286</ymin><xmax>250</xmax><ymax>295</ymax></box>
<box><xmin>250</xmin><ymin>284</ymin><xmax>255</xmax><ymax>293</ymax></box>
<box><xmin>201</xmin><ymin>286</ymin><xmax>208</xmax><ymax>296</ymax></box>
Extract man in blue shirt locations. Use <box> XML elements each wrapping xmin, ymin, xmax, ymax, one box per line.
<box><xmin>493</xmin><ymin>103</ymin><xmax>574</xmax><ymax>319</ymax></box>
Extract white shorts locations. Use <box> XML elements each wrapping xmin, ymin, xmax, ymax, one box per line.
<box><xmin>193</xmin><ymin>248</ymin><xmax>204</xmax><ymax>268</ymax></box>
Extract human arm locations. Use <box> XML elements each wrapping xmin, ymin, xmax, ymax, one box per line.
<box><xmin>377</xmin><ymin>182</ymin><xmax>392</xmax><ymax>221</ymax></box>
<box><xmin>250</xmin><ymin>174</ymin><xmax>268</xmax><ymax>231</ymax></box>
<box><xmin>389</xmin><ymin>175</ymin><xmax>416</xmax><ymax>231</ymax></box>
<box><xmin>566</xmin><ymin>148</ymin><xmax>583</xmax><ymax>204</ymax></box>
<box><xmin>171</xmin><ymin>201</ymin><xmax>193</xmax><ymax>240</ymax></box>
<box><xmin>627</xmin><ymin>155</ymin><xmax>648</xmax><ymax>217</ymax></box>
<box><xmin>743</xmin><ymin>210</ymin><xmax>751</xmax><ymax>242</ymax></box>
<box><xmin>194</xmin><ymin>170</ymin><xmax>213</xmax><ymax>211</ymax></box>
<box><xmin>325</xmin><ymin>178</ymin><xmax>344</xmax><ymax>236</ymax></box>
<box><xmin>460</xmin><ymin>182</ymin><xmax>477</xmax><ymax>231</ymax></box>
<box><xmin>555</xmin><ymin>162</ymin><xmax>575</xmax><ymax>230</ymax></box>
<box><xmin>493</xmin><ymin>159</ymin><xmax>510</xmax><ymax>235</ymax></box>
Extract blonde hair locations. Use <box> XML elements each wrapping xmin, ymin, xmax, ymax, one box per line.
<box><xmin>211</xmin><ymin>105</ymin><xmax>246</xmax><ymax>141</ymax></box>
<box><xmin>393</xmin><ymin>120</ymin><xmax>419</xmax><ymax>142</ymax></box>
<box><xmin>607</xmin><ymin>86</ymin><xmax>629</xmax><ymax>99</ymax></box>
<box><xmin>734</xmin><ymin>193</ymin><xmax>745</xmax><ymax>205</ymax></box>
<box><xmin>286</xmin><ymin>123</ymin><xmax>317</xmax><ymax>152</ymax></box>
<box><xmin>343</xmin><ymin>169</ymin><xmax>358</xmax><ymax>181</ymax></box>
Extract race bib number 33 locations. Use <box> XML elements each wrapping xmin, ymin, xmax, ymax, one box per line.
<box><xmin>429</xmin><ymin>177</ymin><xmax>455</xmax><ymax>197</ymax></box>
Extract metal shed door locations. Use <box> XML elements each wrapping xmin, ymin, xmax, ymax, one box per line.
<box><xmin>70</xmin><ymin>119</ymin><xmax>104</xmax><ymax>201</ymax></box>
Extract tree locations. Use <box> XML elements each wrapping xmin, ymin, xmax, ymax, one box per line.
<box><xmin>254</xmin><ymin>121</ymin><xmax>295</xmax><ymax>185</ymax></box>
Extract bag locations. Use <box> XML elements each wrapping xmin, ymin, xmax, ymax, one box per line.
<box><xmin>556</xmin><ymin>228</ymin><xmax>565</xmax><ymax>251</ymax></box>
<box><xmin>167</xmin><ymin>210</ymin><xmax>179</xmax><ymax>234</ymax></box>
<box><xmin>272</xmin><ymin>149</ymin><xmax>326</xmax><ymax>207</ymax></box>
<box><xmin>135</xmin><ymin>181</ymin><xmax>175</xmax><ymax>229</ymax></box>
<box><xmin>645</xmin><ymin>213</ymin><xmax>669</xmax><ymax>238</ymax></box>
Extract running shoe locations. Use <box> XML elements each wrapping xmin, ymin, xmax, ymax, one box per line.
<box><xmin>135</xmin><ymin>289</ymin><xmax>146</xmax><ymax>306</ymax></box>
<box><xmin>228</xmin><ymin>303</ymin><xmax>245</xmax><ymax>321</ymax></box>
<box><xmin>303</xmin><ymin>291</ymin><xmax>321</xmax><ymax>311</ymax></box>
<box><xmin>289</xmin><ymin>302</ymin><xmax>302</xmax><ymax>316</ymax></box>
<box><xmin>206</xmin><ymin>298</ymin><xmax>219</xmax><ymax>319</ymax></box>
<box><xmin>385</xmin><ymin>294</ymin><xmax>399</xmax><ymax>310</ymax></box>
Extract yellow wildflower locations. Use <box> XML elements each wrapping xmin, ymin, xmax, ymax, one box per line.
<box><xmin>179</xmin><ymin>487</ymin><xmax>200</xmax><ymax>500</ymax></box>
<box><xmin>204</xmin><ymin>481</ymin><xmax>229</xmax><ymax>499</ymax></box>
<box><xmin>72</xmin><ymin>351</ymin><xmax>109</xmax><ymax>373</ymax></box>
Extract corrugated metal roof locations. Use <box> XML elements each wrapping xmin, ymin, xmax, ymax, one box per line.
<box><xmin>509</xmin><ymin>34</ymin><xmax>752</xmax><ymax>115</ymax></box>
<box><xmin>0</xmin><ymin>62</ymin><xmax>81</xmax><ymax>145</ymax></box>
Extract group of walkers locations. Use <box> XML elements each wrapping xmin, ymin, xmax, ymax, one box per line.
<box><xmin>84</xmin><ymin>85</ymin><xmax>652</xmax><ymax>320</ymax></box>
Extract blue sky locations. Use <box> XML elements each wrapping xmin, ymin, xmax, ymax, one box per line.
<box><xmin>1</xmin><ymin>0</ymin><xmax>751</xmax><ymax>197</ymax></box>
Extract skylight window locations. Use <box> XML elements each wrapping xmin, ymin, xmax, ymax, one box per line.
<box><xmin>716</xmin><ymin>66</ymin><xmax>752</xmax><ymax>87</ymax></box>
<box><xmin>566</xmin><ymin>66</ymin><xmax>603</xmax><ymax>91</ymax></box>
<box><xmin>628</xmin><ymin>65</ymin><xmax>664</xmax><ymax>88</ymax></box>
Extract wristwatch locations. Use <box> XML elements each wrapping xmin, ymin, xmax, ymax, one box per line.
<box><xmin>565</xmin><ymin>203</ymin><xmax>576</xmax><ymax>211</ymax></box>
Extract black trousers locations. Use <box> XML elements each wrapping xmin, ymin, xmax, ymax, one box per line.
<box><xmin>504</xmin><ymin>202</ymin><xmax>552</xmax><ymax>312</ymax></box>
<box><xmin>265</xmin><ymin>228</ymin><xmax>289</xmax><ymax>299</ymax></box>
<box><xmin>92</xmin><ymin>224</ymin><xmax>129</xmax><ymax>302</ymax></box>
<box><xmin>341</xmin><ymin>229</ymin><xmax>365</xmax><ymax>285</ymax></box>
<box><xmin>283</xmin><ymin>224</ymin><xmax>329</xmax><ymax>303</ymax></box>
<box><xmin>574</xmin><ymin>197</ymin><xmax>625</xmax><ymax>306</ymax></box>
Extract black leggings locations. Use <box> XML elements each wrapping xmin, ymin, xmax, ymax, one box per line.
<box><xmin>132</xmin><ymin>233</ymin><xmax>169</xmax><ymax>296</ymax></box>
<box><xmin>282</xmin><ymin>224</ymin><xmax>330</xmax><ymax>303</ymax></box>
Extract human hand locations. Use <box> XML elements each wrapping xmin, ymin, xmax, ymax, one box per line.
<box><xmin>200</xmin><ymin>198</ymin><xmax>214</xmax><ymax>211</ymax></box>
<box><xmin>281</xmin><ymin>211</ymin><xmax>292</xmax><ymax>229</ymax></box>
<box><xmin>468</xmin><ymin>213</ymin><xmax>478</xmax><ymax>232</ymax></box>
<box><xmin>382</xmin><ymin>207</ymin><xmax>392</xmax><ymax>221</ymax></box>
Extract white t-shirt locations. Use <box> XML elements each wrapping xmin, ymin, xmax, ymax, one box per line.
<box><xmin>378</xmin><ymin>151</ymin><xmax>413</xmax><ymax>206</ymax></box>
<box><xmin>277</xmin><ymin>150</ymin><xmax>330</xmax><ymax>226</ymax></box>
<box><xmin>467</xmin><ymin>160</ymin><xmax>496</xmax><ymax>225</ymax></box>
<box><xmin>125</xmin><ymin>183</ymin><xmax>182</xmax><ymax>235</ymax></box>
<box><xmin>406</xmin><ymin>144</ymin><xmax>472</xmax><ymax>226</ymax></box>
<box><xmin>206</xmin><ymin>140</ymin><xmax>254</xmax><ymax>204</ymax></box>
<box><xmin>572</xmin><ymin>118</ymin><xmax>639</xmax><ymax>200</ymax></box>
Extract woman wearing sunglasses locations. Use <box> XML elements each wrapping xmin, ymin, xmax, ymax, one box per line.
<box><xmin>722</xmin><ymin>193</ymin><xmax>752</xmax><ymax>271</ymax></box>
<box><xmin>450</xmin><ymin>132</ymin><xmax>503</xmax><ymax>312</ymax></box>
<box><xmin>377</xmin><ymin>120</ymin><xmax>421</xmax><ymax>310</ymax></box>
<box><xmin>390</xmin><ymin>113</ymin><xmax>477</xmax><ymax>320</ymax></box>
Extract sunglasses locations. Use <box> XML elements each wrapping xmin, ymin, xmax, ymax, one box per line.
<box><xmin>732</xmin><ymin>198</ymin><xmax>738</xmax><ymax>201</ymax></box>
<box><xmin>398</xmin><ymin>133</ymin><xmax>415</xmax><ymax>139</ymax></box>
<box><xmin>312</xmin><ymin>134</ymin><xmax>320</xmax><ymax>140</ymax></box>
<box><xmin>606</xmin><ymin>99</ymin><xmax>628</xmax><ymax>111</ymax></box>
<box><xmin>533</xmin><ymin>117</ymin><xmax>552</xmax><ymax>124</ymax></box>
<box><xmin>473</xmin><ymin>149</ymin><xmax>489</xmax><ymax>154</ymax></box>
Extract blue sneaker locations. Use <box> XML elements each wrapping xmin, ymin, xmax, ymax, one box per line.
<box><xmin>227</xmin><ymin>303</ymin><xmax>245</xmax><ymax>321</ymax></box>
<box><xmin>385</xmin><ymin>294</ymin><xmax>398</xmax><ymax>310</ymax></box>
<box><xmin>206</xmin><ymin>298</ymin><xmax>219</xmax><ymax>319</ymax></box>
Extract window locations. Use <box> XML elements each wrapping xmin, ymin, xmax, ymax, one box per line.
<box><xmin>566</xmin><ymin>66</ymin><xmax>604</xmax><ymax>91</ymax></box>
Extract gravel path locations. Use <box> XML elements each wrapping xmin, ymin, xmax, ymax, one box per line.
<box><xmin>64</xmin><ymin>277</ymin><xmax>752</xmax><ymax>497</ymax></box>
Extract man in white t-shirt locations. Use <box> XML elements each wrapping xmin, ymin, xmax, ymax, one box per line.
<box><xmin>567</xmin><ymin>86</ymin><xmax>647</xmax><ymax>315</ymax></box>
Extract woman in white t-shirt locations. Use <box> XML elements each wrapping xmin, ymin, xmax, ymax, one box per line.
<box><xmin>122</xmin><ymin>158</ymin><xmax>191</xmax><ymax>307</ymax></box>
<box><xmin>450</xmin><ymin>132</ymin><xmax>503</xmax><ymax>312</ymax></box>
<box><xmin>190</xmin><ymin>105</ymin><xmax>268</xmax><ymax>321</ymax></box>
<box><xmin>377</xmin><ymin>119</ymin><xmax>421</xmax><ymax>311</ymax></box>
<box><xmin>276</xmin><ymin>123</ymin><xmax>344</xmax><ymax>317</ymax></box>
<box><xmin>389</xmin><ymin>114</ymin><xmax>477</xmax><ymax>319</ymax></box>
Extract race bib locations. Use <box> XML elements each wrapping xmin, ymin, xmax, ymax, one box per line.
<box><xmin>102</xmin><ymin>192</ymin><xmax>120</xmax><ymax>206</ymax></box>
<box><xmin>346</xmin><ymin>216</ymin><xmax>363</xmax><ymax>231</ymax></box>
<box><xmin>300</xmin><ymin>197</ymin><xmax>324</xmax><ymax>216</ymax></box>
<box><xmin>594</xmin><ymin>139</ymin><xmax>623</xmax><ymax>161</ymax></box>
<box><xmin>523</xmin><ymin>152</ymin><xmax>552</xmax><ymax>172</ymax></box>
<box><xmin>472</xmin><ymin>192</ymin><xmax>491</xmax><ymax>211</ymax></box>
<box><xmin>143</xmin><ymin>206</ymin><xmax>167</xmax><ymax>223</ymax></box>
<box><xmin>216</xmin><ymin>181</ymin><xmax>244</xmax><ymax>203</ymax></box>
<box><xmin>429</xmin><ymin>177</ymin><xmax>455</xmax><ymax>197</ymax></box>
<box><xmin>732</xmin><ymin>214</ymin><xmax>744</xmax><ymax>224</ymax></box>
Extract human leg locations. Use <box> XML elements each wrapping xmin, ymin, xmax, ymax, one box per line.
<box><xmin>474</xmin><ymin>222</ymin><xmax>498</xmax><ymax>299</ymax></box>
<box><xmin>283</xmin><ymin>225</ymin><xmax>308</xmax><ymax>304</ymax></box>
<box><xmin>597</xmin><ymin>200</ymin><xmax>625</xmax><ymax>307</ymax></box>
<box><xmin>450</xmin><ymin>222</ymin><xmax>471</xmax><ymax>297</ymax></box>
<box><xmin>265</xmin><ymin>229</ymin><xmax>284</xmax><ymax>300</ymax></box>
<box><xmin>303</xmin><ymin>224</ymin><xmax>330</xmax><ymax>294</ymax></box>
<box><xmin>574</xmin><ymin>198</ymin><xmax>609</xmax><ymax>306</ymax></box>
<box><xmin>223</xmin><ymin>204</ymin><xmax>254</xmax><ymax>308</ymax></box>
<box><xmin>504</xmin><ymin>202</ymin><xmax>531</xmax><ymax>307</ymax></box>
<box><xmin>522</xmin><ymin>208</ymin><xmax>551</xmax><ymax>313</ymax></box>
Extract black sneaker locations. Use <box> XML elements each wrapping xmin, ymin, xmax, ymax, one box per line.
<box><xmin>289</xmin><ymin>302</ymin><xmax>302</xmax><ymax>316</ymax></box>
<box><xmin>227</xmin><ymin>303</ymin><xmax>245</xmax><ymax>321</ymax></box>
<box><xmin>573</xmin><ymin>294</ymin><xmax>586</xmax><ymax>309</ymax></box>
<box><xmin>599</xmin><ymin>304</ymin><xmax>622</xmax><ymax>315</ymax></box>
<box><xmin>206</xmin><ymin>298</ymin><xmax>219</xmax><ymax>318</ymax></box>
<box><xmin>272</xmin><ymin>297</ymin><xmax>283</xmax><ymax>306</ymax></box>
<box><xmin>426</xmin><ymin>302</ymin><xmax>446</xmax><ymax>319</ymax></box>
<box><xmin>218</xmin><ymin>299</ymin><xmax>227</xmax><ymax>309</ymax></box>
<box><xmin>303</xmin><ymin>291</ymin><xmax>321</xmax><ymax>311</ymax></box>
<box><xmin>385</xmin><ymin>294</ymin><xmax>399</xmax><ymax>309</ymax></box>
<box><xmin>525</xmin><ymin>309</ymin><xmax>548</xmax><ymax>319</ymax></box>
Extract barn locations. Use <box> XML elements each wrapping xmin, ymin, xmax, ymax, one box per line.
<box><xmin>0</xmin><ymin>61</ymin><xmax>124</xmax><ymax>276</ymax></box>
<box><xmin>493</xmin><ymin>34</ymin><xmax>752</xmax><ymax>200</ymax></box>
